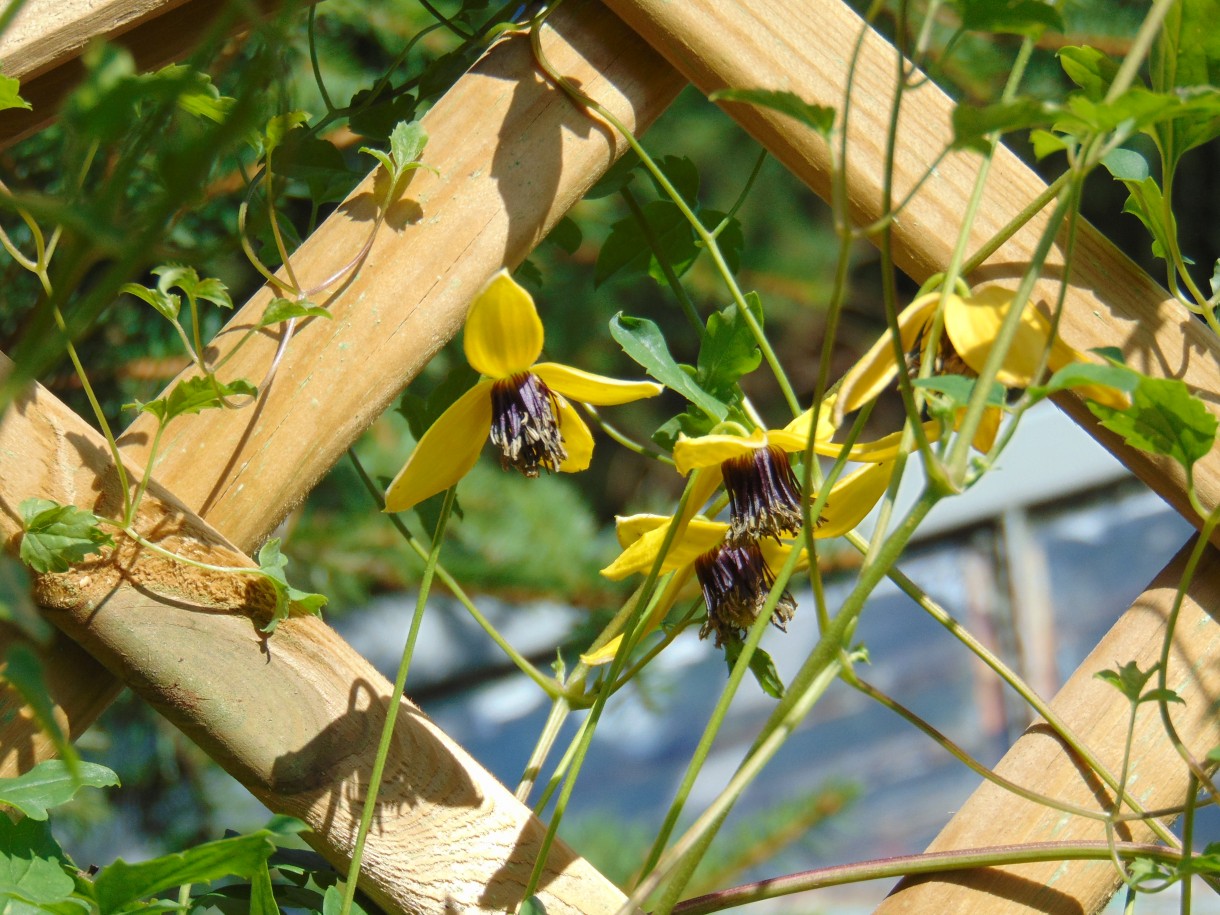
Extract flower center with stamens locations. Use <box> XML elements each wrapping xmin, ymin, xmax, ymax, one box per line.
<box><xmin>694</xmin><ymin>540</ymin><xmax>797</xmax><ymax>648</ymax></box>
<box><xmin>721</xmin><ymin>445</ymin><xmax>804</xmax><ymax>543</ymax></box>
<box><xmin>906</xmin><ymin>322</ymin><xmax>972</xmax><ymax>379</ymax></box>
<box><xmin>489</xmin><ymin>372</ymin><xmax>567</xmax><ymax>477</ymax></box>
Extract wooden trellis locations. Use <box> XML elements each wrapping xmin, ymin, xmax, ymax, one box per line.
<box><xmin>1</xmin><ymin>1</ymin><xmax>1218</xmax><ymax>914</ymax></box>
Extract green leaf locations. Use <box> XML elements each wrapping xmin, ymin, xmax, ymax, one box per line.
<box><xmin>1095</xmin><ymin>660</ymin><xmax>1157</xmax><ymax>703</ymax></box>
<box><xmin>261</xmin><ymin>110</ymin><xmax>310</xmax><ymax>157</ymax></box>
<box><xmin>1151</xmin><ymin>0</ymin><xmax>1220</xmax><ymax>164</ymax></box>
<box><xmin>1057</xmin><ymin>46</ymin><xmax>1119</xmax><ymax>101</ymax></box>
<box><xmin>1101</xmin><ymin>147</ymin><xmax>1151</xmax><ymax>182</ymax></box>
<box><xmin>1120</xmin><ymin>175</ymin><xmax>1175</xmax><ymax>261</ymax></box>
<box><xmin>0</xmin><ymin>760</ymin><xmax>118</xmax><ymax>821</ymax></box>
<box><xmin>723</xmin><ymin>640</ymin><xmax>786</xmax><ymax>699</ymax></box>
<box><xmin>154</xmin><ymin>65</ymin><xmax>233</xmax><ymax>123</ymax></box>
<box><xmin>585</xmin><ymin>150</ymin><xmax>640</xmax><ymax>199</ymax></box>
<box><xmin>696</xmin><ymin>293</ymin><xmax>764</xmax><ymax>399</ymax></box>
<box><xmin>1140</xmin><ymin>687</ymin><xmax>1184</xmax><ymax>705</ymax></box>
<box><xmin>131</xmin><ymin>376</ymin><xmax>257</xmax><ymax>425</ymax></box>
<box><xmin>544</xmin><ymin>216</ymin><xmax>583</xmax><ymax>255</ymax></box>
<box><xmin>951</xmin><ymin>98</ymin><xmax>1055</xmax><ymax>152</ymax></box>
<box><xmin>389</xmin><ymin>119</ymin><xmax>428</xmax><ymax>171</ymax></box>
<box><xmin>255</xmin><ymin>539</ymin><xmax>327</xmax><ymax>634</ymax></box>
<box><xmin>1026</xmin><ymin>361</ymin><xmax>1139</xmax><ymax>403</ymax></box>
<box><xmin>0</xmin><ymin>816</ymin><xmax>76</xmax><ymax>909</ymax></box>
<box><xmin>954</xmin><ymin>0</ymin><xmax>1063</xmax><ymax>35</ymax></box>
<box><xmin>609</xmin><ymin>314</ymin><xmax>727</xmax><ymax>420</ymax></box>
<box><xmin>93</xmin><ymin>832</ymin><xmax>276</xmax><ymax>915</ymax></box>
<box><xmin>19</xmin><ymin>499</ymin><xmax>114</xmax><ymax>574</ymax></box>
<box><xmin>0</xmin><ymin>555</ymin><xmax>51</xmax><ymax>644</ymax></box>
<box><xmin>321</xmin><ymin>883</ymin><xmax>368</xmax><ymax>915</ymax></box>
<box><xmin>709</xmin><ymin>88</ymin><xmax>834</xmax><ymax>135</ymax></box>
<box><xmin>152</xmin><ymin>265</ymin><xmax>232</xmax><ymax>309</ymax></box>
<box><xmin>912</xmin><ymin>375</ymin><xmax>1006</xmax><ymax>408</ymax></box>
<box><xmin>2</xmin><ymin>647</ymin><xmax>80</xmax><ymax>773</ymax></box>
<box><xmin>650</xmin><ymin>155</ymin><xmax>700</xmax><ymax>207</ymax></box>
<box><xmin>652</xmin><ymin>408</ymin><xmax>717</xmax><ymax>453</ymax></box>
<box><xmin>0</xmin><ymin>75</ymin><xmax>31</xmax><ymax>113</ymax></box>
<box><xmin>121</xmin><ymin>282</ymin><xmax>181</xmax><ymax>322</ymax></box>
<box><xmin>259</xmin><ymin>299</ymin><xmax>330</xmax><ymax>327</ymax></box>
<box><xmin>1087</xmin><ymin>376</ymin><xmax>1217</xmax><ymax>471</ymax></box>
<box><xmin>700</xmin><ymin>209</ymin><xmax>745</xmax><ymax>277</ymax></box>
<box><xmin>249</xmin><ymin>861</ymin><xmax>277</xmax><ymax>915</ymax></box>
<box><xmin>596</xmin><ymin>201</ymin><xmax>693</xmax><ymax>286</ymax></box>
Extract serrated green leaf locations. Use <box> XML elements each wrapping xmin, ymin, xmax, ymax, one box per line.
<box><xmin>1140</xmin><ymin>687</ymin><xmax>1184</xmax><ymax>705</ymax></box>
<box><xmin>94</xmin><ymin>832</ymin><xmax>275</xmax><ymax>915</ymax></box>
<box><xmin>389</xmin><ymin>120</ymin><xmax>428</xmax><ymax>170</ymax></box>
<box><xmin>952</xmin><ymin>98</ymin><xmax>1055</xmax><ymax>152</ymax></box>
<box><xmin>709</xmin><ymin>88</ymin><xmax>834</xmax><ymax>135</ymax></box>
<box><xmin>1027</xmin><ymin>361</ymin><xmax>1139</xmax><ymax>403</ymax></box>
<box><xmin>152</xmin><ymin>265</ymin><xmax>231</xmax><ymax>309</ymax></box>
<box><xmin>1120</xmin><ymin>175</ymin><xmax>1174</xmax><ymax>261</ymax></box>
<box><xmin>0</xmin><ymin>75</ymin><xmax>31</xmax><ymax>113</ymax></box>
<box><xmin>121</xmin><ymin>282</ymin><xmax>181</xmax><ymax>322</ymax></box>
<box><xmin>259</xmin><ymin>299</ymin><xmax>330</xmax><ymax>327</ymax></box>
<box><xmin>1029</xmin><ymin>129</ymin><xmax>1069</xmax><ymax>159</ymax></box>
<box><xmin>154</xmin><ymin>64</ymin><xmax>233</xmax><ymax>123</ymax></box>
<box><xmin>650</xmin><ymin>155</ymin><xmax>700</xmax><ymax>207</ymax></box>
<box><xmin>256</xmin><ymin>538</ymin><xmax>327</xmax><ymax>633</ymax></box>
<box><xmin>0</xmin><ymin>760</ymin><xmax>118</xmax><ymax>821</ymax></box>
<box><xmin>261</xmin><ymin>110</ymin><xmax>310</xmax><ymax>157</ymax></box>
<box><xmin>1151</xmin><ymin>0</ymin><xmax>1220</xmax><ymax>165</ymax></box>
<box><xmin>723</xmin><ymin>640</ymin><xmax>786</xmax><ymax>699</ymax></box>
<box><xmin>596</xmin><ymin>201</ymin><xmax>694</xmax><ymax>287</ymax></box>
<box><xmin>1057</xmin><ymin>46</ymin><xmax>1119</xmax><ymax>101</ymax></box>
<box><xmin>134</xmin><ymin>376</ymin><xmax>257</xmax><ymax>425</ymax></box>
<box><xmin>18</xmin><ymin>499</ymin><xmax>114</xmax><ymax>574</ymax></box>
<box><xmin>0</xmin><ymin>816</ymin><xmax>76</xmax><ymax>909</ymax></box>
<box><xmin>1087</xmin><ymin>376</ymin><xmax>1217</xmax><ymax>470</ymax></box>
<box><xmin>610</xmin><ymin>314</ymin><xmax>727</xmax><ymax>420</ymax></box>
<box><xmin>2</xmin><ymin>646</ymin><xmax>79</xmax><ymax>773</ymax></box>
<box><xmin>697</xmin><ymin>294</ymin><xmax>763</xmax><ymax>399</ymax></box>
<box><xmin>652</xmin><ymin>409</ymin><xmax>718</xmax><ymax>453</ymax></box>
<box><xmin>1095</xmin><ymin>660</ymin><xmax>1158</xmax><ymax>703</ymax></box>
<box><xmin>954</xmin><ymin>0</ymin><xmax>1063</xmax><ymax>35</ymax></box>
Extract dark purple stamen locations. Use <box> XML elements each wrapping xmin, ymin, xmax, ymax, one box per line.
<box><xmin>694</xmin><ymin>540</ymin><xmax>797</xmax><ymax>648</ymax></box>
<box><xmin>489</xmin><ymin>372</ymin><xmax>567</xmax><ymax>476</ymax></box>
<box><xmin>721</xmin><ymin>445</ymin><xmax>804</xmax><ymax>543</ymax></box>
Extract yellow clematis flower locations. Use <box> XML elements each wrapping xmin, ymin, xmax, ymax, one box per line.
<box><xmin>590</xmin><ymin>459</ymin><xmax>894</xmax><ymax>652</ymax></box>
<box><xmin>833</xmin><ymin>286</ymin><xmax>1128</xmax><ymax>452</ymax></box>
<box><xmin>385</xmin><ymin>270</ymin><xmax>662</xmax><ymax>512</ymax></box>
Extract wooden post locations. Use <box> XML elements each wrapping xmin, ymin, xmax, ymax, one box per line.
<box><xmin>601</xmin><ymin>0</ymin><xmax>1220</xmax><ymax>911</ymax></box>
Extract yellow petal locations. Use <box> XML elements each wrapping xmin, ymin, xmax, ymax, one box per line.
<box><xmin>600</xmin><ymin>516</ymin><xmax>728</xmax><ymax>580</ymax></box>
<box><xmin>555</xmin><ymin>397</ymin><xmax>594</xmax><ymax>472</ymax></box>
<box><xmin>581</xmin><ymin>566</ymin><xmax>696</xmax><ymax>666</ymax></box>
<box><xmin>673</xmin><ymin>428</ymin><xmax>766</xmax><ymax>474</ymax></box>
<box><xmin>835</xmin><ymin>294</ymin><xmax>939</xmax><ymax>421</ymax></box>
<box><xmin>463</xmin><ymin>270</ymin><xmax>544</xmax><ymax>377</ymax></box>
<box><xmin>385</xmin><ymin>381</ymin><xmax>493</xmax><ymax>512</ymax></box>
<box><xmin>1045</xmin><ymin>346</ymin><xmax>1131</xmax><ymax>410</ymax></box>
<box><xmin>535</xmin><ymin>363</ymin><xmax>662</xmax><ymax>405</ymax></box>
<box><xmin>813</xmin><ymin>460</ymin><xmax>896</xmax><ymax>538</ymax></box>
<box><xmin>956</xmin><ymin>405</ymin><xmax>1003</xmax><ymax>453</ymax></box>
<box><xmin>615</xmin><ymin>513</ymin><xmax>670</xmax><ymax>548</ymax></box>
<box><xmin>759</xmin><ymin>538</ymin><xmax>807</xmax><ymax>575</ymax></box>
<box><xmin>944</xmin><ymin>286</ymin><xmax>1069</xmax><ymax>388</ymax></box>
<box><xmin>813</xmin><ymin>420</ymin><xmax>942</xmax><ymax>462</ymax></box>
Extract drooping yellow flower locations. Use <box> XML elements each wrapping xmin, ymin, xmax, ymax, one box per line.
<box><xmin>601</xmin><ymin>459</ymin><xmax>895</xmax><ymax>581</ymax></box>
<box><xmin>385</xmin><ymin>270</ymin><xmax>662</xmax><ymax>512</ymax></box>
<box><xmin>833</xmin><ymin>286</ymin><xmax>1128</xmax><ymax>451</ymax></box>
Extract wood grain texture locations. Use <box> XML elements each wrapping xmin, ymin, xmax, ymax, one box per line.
<box><xmin>0</xmin><ymin>0</ymin><xmax>288</xmax><ymax>148</ymax></box>
<box><xmin>600</xmin><ymin>1</ymin><xmax>1220</xmax><ymax>912</ymax></box>
<box><xmin>0</xmin><ymin>2</ymin><xmax>681</xmax><ymax>912</ymax></box>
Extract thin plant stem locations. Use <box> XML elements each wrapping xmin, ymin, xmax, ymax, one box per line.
<box><xmin>619</xmin><ymin>185</ymin><xmax>705</xmax><ymax>340</ymax></box>
<box><xmin>339</xmin><ymin>486</ymin><xmax>456</xmax><ymax>915</ymax></box>
<box><xmin>516</xmin><ymin>695</ymin><xmax>572</xmax><ymax>802</ymax></box>
<box><xmin>669</xmin><ymin>841</ymin><xmax>1183</xmax><ymax>915</ymax></box>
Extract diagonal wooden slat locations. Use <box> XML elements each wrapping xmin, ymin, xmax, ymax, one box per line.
<box><xmin>0</xmin><ymin>1</ymin><xmax>682</xmax><ymax>911</ymax></box>
<box><xmin>601</xmin><ymin>1</ymin><xmax>1220</xmax><ymax>912</ymax></box>
<box><xmin>0</xmin><ymin>0</ymin><xmax>288</xmax><ymax>149</ymax></box>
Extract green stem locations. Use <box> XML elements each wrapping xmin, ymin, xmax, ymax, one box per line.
<box><xmin>619</xmin><ymin>185</ymin><xmax>705</xmax><ymax>339</ymax></box>
<box><xmin>516</xmin><ymin>694</ymin><xmax>572</xmax><ymax>802</ymax></box>
<box><xmin>669</xmin><ymin>841</ymin><xmax>1183</xmax><ymax>915</ymax></box>
<box><xmin>339</xmin><ymin>486</ymin><xmax>456</xmax><ymax>915</ymax></box>
<box><xmin>124</xmin><ymin>419</ymin><xmax>167</xmax><ymax>528</ymax></box>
